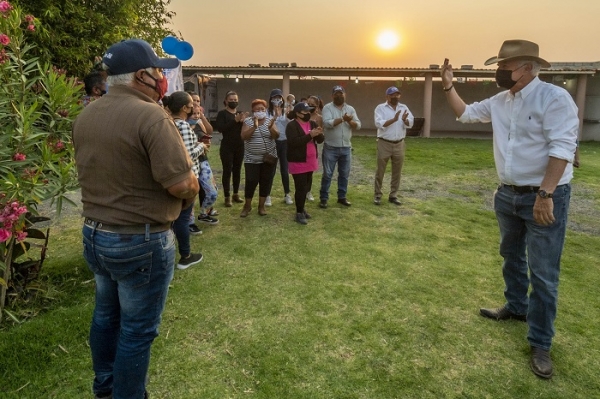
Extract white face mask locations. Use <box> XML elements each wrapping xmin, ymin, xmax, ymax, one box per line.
<box><xmin>254</xmin><ymin>111</ymin><xmax>267</xmax><ymax>120</ymax></box>
<box><xmin>271</xmin><ymin>98</ymin><xmax>283</xmax><ymax>106</ymax></box>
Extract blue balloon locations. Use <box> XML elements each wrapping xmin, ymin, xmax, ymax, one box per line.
<box><xmin>161</xmin><ymin>36</ymin><xmax>179</xmax><ymax>55</ymax></box>
<box><xmin>174</xmin><ymin>41</ymin><xmax>194</xmax><ymax>61</ymax></box>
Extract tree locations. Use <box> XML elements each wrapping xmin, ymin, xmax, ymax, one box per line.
<box><xmin>1</xmin><ymin>1</ymin><xmax>83</xmax><ymax>320</ymax></box>
<box><xmin>12</xmin><ymin>0</ymin><xmax>178</xmax><ymax>77</ymax></box>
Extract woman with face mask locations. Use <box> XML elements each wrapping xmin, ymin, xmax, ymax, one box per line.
<box><xmin>303</xmin><ymin>95</ymin><xmax>324</xmax><ymax>202</ymax></box>
<box><xmin>266</xmin><ymin>89</ymin><xmax>293</xmax><ymax>207</ymax></box>
<box><xmin>162</xmin><ymin>91</ymin><xmax>205</xmax><ymax>269</ymax></box>
<box><xmin>285</xmin><ymin>102</ymin><xmax>324</xmax><ymax>225</ymax></box>
<box><xmin>215</xmin><ymin>91</ymin><xmax>248</xmax><ymax>207</ymax></box>
<box><xmin>239</xmin><ymin>99</ymin><xmax>279</xmax><ymax>217</ymax></box>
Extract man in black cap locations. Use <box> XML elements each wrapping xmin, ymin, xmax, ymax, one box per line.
<box><xmin>73</xmin><ymin>39</ymin><xmax>199</xmax><ymax>399</ymax></box>
<box><xmin>441</xmin><ymin>39</ymin><xmax>579</xmax><ymax>379</ymax></box>
<box><xmin>319</xmin><ymin>85</ymin><xmax>361</xmax><ymax>208</ymax></box>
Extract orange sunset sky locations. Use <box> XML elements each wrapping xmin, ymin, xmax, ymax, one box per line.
<box><xmin>169</xmin><ymin>0</ymin><xmax>599</xmax><ymax>68</ymax></box>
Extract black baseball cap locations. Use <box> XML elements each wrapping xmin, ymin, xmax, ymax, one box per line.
<box><xmin>102</xmin><ymin>39</ymin><xmax>180</xmax><ymax>75</ymax></box>
<box><xmin>293</xmin><ymin>102</ymin><xmax>310</xmax><ymax>113</ymax></box>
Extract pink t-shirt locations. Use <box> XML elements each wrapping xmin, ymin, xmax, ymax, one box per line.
<box><xmin>288</xmin><ymin>120</ymin><xmax>318</xmax><ymax>175</ymax></box>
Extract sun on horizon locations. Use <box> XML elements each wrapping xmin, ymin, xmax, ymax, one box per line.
<box><xmin>376</xmin><ymin>30</ymin><xmax>400</xmax><ymax>51</ymax></box>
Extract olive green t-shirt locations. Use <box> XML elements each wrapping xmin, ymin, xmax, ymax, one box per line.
<box><xmin>72</xmin><ymin>85</ymin><xmax>193</xmax><ymax>225</ymax></box>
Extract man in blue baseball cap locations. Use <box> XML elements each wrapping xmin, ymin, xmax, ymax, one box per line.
<box><xmin>73</xmin><ymin>39</ymin><xmax>198</xmax><ymax>399</ymax></box>
<box><xmin>319</xmin><ymin>85</ymin><xmax>361</xmax><ymax>208</ymax></box>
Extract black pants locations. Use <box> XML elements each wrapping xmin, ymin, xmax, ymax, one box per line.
<box><xmin>219</xmin><ymin>144</ymin><xmax>244</xmax><ymax>197</ymax></box>
<box><xmin>292</xmin><ymin>172</ymin><xmax>313</xmax><ymax>213</ymax></box>
<box><xmin>244</xmin><ymin>162</ymin><xmax>276</xmax><ymax>199</ymax></box>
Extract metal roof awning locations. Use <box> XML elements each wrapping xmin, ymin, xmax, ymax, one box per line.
<box><xmin>182</xmin><ymin>64</ymin><xmax>598</xmax><ymax>79</ymax></box>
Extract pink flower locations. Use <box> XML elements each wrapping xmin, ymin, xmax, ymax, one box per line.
<box><xmin>12</xmin><ymin>152</ymin><xmax>26</xmax><ymax>161</ymax></box>
<box><xmin>0</xmin><ymin>33</ymin><xmax>10</xmax><ymax>46</ymax></box>
<box><xmin>15</xmin><ymin>231</ymin><xmax>27</xmax><ymax>242</ymax></box>
<box><xmin>0</xmin><ymin>228</ymin><xmax>11</xmax><ymax>243</ymax></box>
<box><xmin>55</xmin><ymin>140</ymin><xmax>65</xmax><ymax>150</ymax></box>
<box><xmin>27</xmin><ymin>24</ymin><xmax>35</xmax><ymax>32</ymax></box>
<box><xmin>24</xmin><ymin>14</ymin><xmax>34</xmax><ymax>22</ymax></box>
<box><xmin>0</xmin><ymin>1</ymin><xmax>12</xmax><ymax>13</ymax></box>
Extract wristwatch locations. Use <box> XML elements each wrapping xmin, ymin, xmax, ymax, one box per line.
<box><xmin>537</xmin><ymin>189</ymin><xmax>553</xmax><ymax>199</ymax></box>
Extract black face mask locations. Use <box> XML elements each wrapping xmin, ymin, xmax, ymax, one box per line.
<box><xmin>333</xmin><ymin>96</ymin><xmax>344</xmax><ymax>106</ymax></box>
<box><xmin>389</xmin><ymin>97</ymin><xmax>399</xmax><ymax>106</ymax></box>
<box><xmin>495</xmin><ymin>64</ymin><xmax>526</xmax><ymax>90</ymax></box>
<box><xmin>309</xmin><ymin>107</ymin><xmax>316</xmax><ymax>114</ymax></box>
<box><xmin>227</xmin><ymin>101</ymin><xmax>238</xmax><ymax>109</ymax></box>
<box><xmin>300</xmin><ymin>113</ymin><xmax>311</xmax><ymax>122</ymax></box>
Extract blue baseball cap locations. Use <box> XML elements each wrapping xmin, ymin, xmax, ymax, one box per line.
<box><xmin>386</xmin><ymin>86</ymin><xmax>401</xmax><ymax>95</ymax></box>
<box><xmin>293</xmin><ymin>102</ymin><xmax>310</xmax><ymax>113</ymax></box>
<box><xmin>332</xmin><ymin>85</ymin><xmax>345</xmax><ymax>94</ymax></box>
<box><xmin>102</xmin><ymin>39</ymin><xmax>180</xmax><ymax>75</ymax></box>
<box><xmin>270</xmin><ymin>88</ymin><xmax>283</xmax><ymax>98</ymax></box>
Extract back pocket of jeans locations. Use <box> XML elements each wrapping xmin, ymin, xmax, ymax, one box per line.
<box><xmin>99</xmin><ymin>252</ymin><xmax>153</xmax><ymax>289</ymax></box>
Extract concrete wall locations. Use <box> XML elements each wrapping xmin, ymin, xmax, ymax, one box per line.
<box><xmin>191</xmin><ymin>75</ymin><xmax>600</xmax><ymax>141</ymax></box>
<box><xmin>582</xmin><ymin>74</ymin><xmax>600</xmax><ymax>141</ymax></box>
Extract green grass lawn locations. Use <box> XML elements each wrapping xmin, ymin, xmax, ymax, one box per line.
<box><xmin>1</xmin><ymin>138</ymin><xmax>599</xmax><ymax>398</ymax></box>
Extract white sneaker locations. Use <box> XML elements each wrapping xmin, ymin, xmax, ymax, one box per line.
<box><xmin>306</xmin><ymin>192</ymin><xmax>314</xmax><ymax>201</ymax></box>
<box><xmin>265</xmin><ymin>196</ymin><xmax>272</xmax><ymax>207</ymax></box>
<box><xmin>284</xmin><ymin>193</ymin><xmax>293</xmax><ymax>205</ymax></box>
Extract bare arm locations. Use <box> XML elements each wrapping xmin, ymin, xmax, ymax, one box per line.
<box><xmin>241</xmin><ymin>118</ymin><xmax>256</xmax><ymax>140</ymax></box>
<box><xmin>198</xmin><ymin>113</ymin><xmax>213</xmax><ymax>135</ymax></box>
<box><xmin>441</xmin><ymin>58</ymin><xmax>467</xmax><ymax>118</ymax></box>
<box><xmin>268</xmin><ymin>118</ymin><xmax>280</xmax><ymax>139</ymax></box>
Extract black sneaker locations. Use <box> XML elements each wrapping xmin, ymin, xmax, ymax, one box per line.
<box><xmin>319</xmin><ymin>200</ymin><xmax>328</xmax><ymax>209</ymax></box>
<box><xmin>198</xmin><ymin>214</ymin><xmax>219</xmax><ymax>225</ymax></box>
<box><xmin>295</xmin><ymin>212</ymin><xmax>308</xmax><ymax>225</ymax></box>
<box><xmin>177</xmin><ymin>253</ymin><xmax>203</xmax><ymax>270</ymax></box>
<box><xmin>189</xmin><ymin>224</ymin><xmax>203</xmax><ymax>235</ymax></box>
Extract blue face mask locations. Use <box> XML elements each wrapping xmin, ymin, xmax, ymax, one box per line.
<box><xmin>188</xmin><ymin>119</ymin><xmax>199</xmax><ymax>125</ymax></box>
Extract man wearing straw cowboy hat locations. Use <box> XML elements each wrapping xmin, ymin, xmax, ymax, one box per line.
<box><xmin>440</xmin><ymin>40</ymin><xmax>578</xmax><ymax>379</ymax></box>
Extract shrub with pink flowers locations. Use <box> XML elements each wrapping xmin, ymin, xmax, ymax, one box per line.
<box><xmin>1</xmin><ymin>1</ymin><xmax>83</xmax><ymax>318</ymax></box>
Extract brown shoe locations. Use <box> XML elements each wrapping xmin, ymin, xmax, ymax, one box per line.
<box><xmin>530</xmin><ymin>347</ymin><xmax>553</xmax><ymax>379</ymax></box>
<box><xmin>258</xmin><ymin>196</ymin><xmax>267</xmax><ymax>216</ymax></box>
<box><xmin>479</xmin><ymin>306</ymin><xmax>527</xmax><ymax>322</ymax></box>
<box><xmin>224</xmin><ymin>196</ymin><xmax>232</xmax><ymax>207</ymax></box>
<box><xmin>232</xmin><ymin>193</ymin><xmax>244</xmax><ymax>203</ymax></box>
<box><xmin>240</xmin><ymin>198</ymin><xmax>252</xmax><ymax>218</ymax></box>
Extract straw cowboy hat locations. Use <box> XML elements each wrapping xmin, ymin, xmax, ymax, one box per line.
<box><xmin>484</xmin><ymin>39</ymin><xmax>551</xmax><ymax>68</ymax></box>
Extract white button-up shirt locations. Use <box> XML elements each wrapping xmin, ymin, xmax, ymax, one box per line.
<box><xmin>458</xmin><ymin>77</ymin><xmax>578</xmax><ymax>186</ymax></box>
<box><xmin>374</xmin><ymin>102</ymin><xmax>414</xmax><ymax>140</ymax></box>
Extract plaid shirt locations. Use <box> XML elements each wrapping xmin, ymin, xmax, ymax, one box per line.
<box><xmin>174</xmin><ymin>119</ymin><xmax>204</xmax><ymax>177</ymax></box>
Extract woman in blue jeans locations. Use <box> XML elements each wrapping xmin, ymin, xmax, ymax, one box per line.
<box><xmin>267</xmin><ymin>88</ymin><xmax>293</xmax><ymax>206</ymax></box>
<box><xmin>163</xmin><ymin>92</ymin><xmax>204</xmax><ymax>269</ymax></box>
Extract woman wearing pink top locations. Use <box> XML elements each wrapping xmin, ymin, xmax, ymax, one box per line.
<box><xmin>285</xmin><ymin>102</ymin><xmax>324</xmax><ymax>225</ymax></box>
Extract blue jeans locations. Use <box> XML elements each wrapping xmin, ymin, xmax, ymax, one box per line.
<box><xmin>319</xmin><ymin>144</ymin><xmax>352</xmax><ymax>201</ymax></box>
<box><xmin>272</xmin><ymin>140</ymin><xmax>291</xmax><ymax>194</ymax></box>
<box><xmin>83</xmin><ymin>225</ymin><xmax>176</xmax><ymax>399</ymax></box>
<box><xmin>494</xmin><ymin>184</ymin><xmax>571</xmax><ymax>350</ymax></box>
<box><xmin>172</xmin><ymin>203</ymin><xmax>193</xmax><ymax>257</ymax></box>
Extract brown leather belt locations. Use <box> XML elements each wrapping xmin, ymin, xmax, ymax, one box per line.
<box><xmin>84</xmin><ymin>218</ymin><xmax>170</xmax><ymax>234</ymax></box>
<box><xmin>501</xmin><ymin>184</ymin><xmax>540</xmax><ymax>194</ymax></box>
<box><xmin>378</xmin><ymin>137</ymin><xmax>404</xmax><ymax>144</ymax></box>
